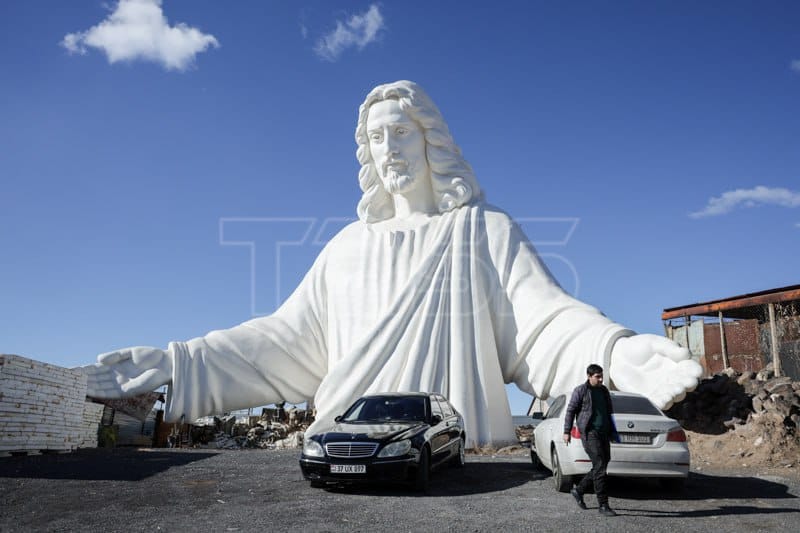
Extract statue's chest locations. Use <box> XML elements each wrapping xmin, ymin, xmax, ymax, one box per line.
<box><xmin>325</xmin><ymin>229</ymin><xmax>433</xmax><ymax>319</ymax></box>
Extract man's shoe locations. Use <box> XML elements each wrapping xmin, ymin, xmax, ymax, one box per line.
<box><xmin>598</xmin><ymin>503</ymin><xmax>617</xmax><ymax>516</ymax></box>
<box><xmin>570</xmin><ymin>487</ymin><xmax>587</xmax><ymax>510</ymax></box>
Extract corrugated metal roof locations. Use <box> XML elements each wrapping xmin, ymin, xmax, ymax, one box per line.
<box><xmin>662</xmin><ymin>284</ymin><xmax>800</xmax><ymax>320</ymax></box>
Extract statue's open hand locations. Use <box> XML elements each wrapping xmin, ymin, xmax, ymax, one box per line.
<box><xmin>609</xmin><ymin>334</ymin><xmax>702</xmax><ymax>410</ymax></box>
<box><xmin>80</xmin><ymin>346</ymin><xmax>172</xmax><ymax>398</ymax></box>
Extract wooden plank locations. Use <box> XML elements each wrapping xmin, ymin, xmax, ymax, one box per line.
<box><xmin>768</xmin><ymin>303</ymin><xmax>782</xmax><ymax>377</ymax></box>
<box><xmin>719</xmin><ymin>311</ymin><xmax>729</xmax><ymax>369</ymax></box>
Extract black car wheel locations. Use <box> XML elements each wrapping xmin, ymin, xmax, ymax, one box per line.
<box><xmin>414</xmin><ymin>447</ymin><xmax>431</xmax><ymax>492</ymax></box>
<box><xmin>551</xmin><ymin>447</ymin><xmax>572</xmax><ymax>493</ymax></box>
<box><xmin>450</xmin><ymin>437</ymin><xmax>466</xmax><ymax>468</ymax></box>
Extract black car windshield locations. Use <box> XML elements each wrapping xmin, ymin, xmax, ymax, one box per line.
<box><xmin>611</xmin><ymin>395</ymin><xmax>662</xmax><ymax>415</ymax></box>
<box><xmin>341</xmin><ymin>396</ymin><xmax>427</xmax><ymax>422</ymax></box>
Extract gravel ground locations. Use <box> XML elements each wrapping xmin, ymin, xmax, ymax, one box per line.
<box><xmin>1</xmin><ymin>448</ymin><xmax>799</xmax><ymax>532</ymax></box>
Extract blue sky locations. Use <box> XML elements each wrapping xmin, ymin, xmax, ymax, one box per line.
<box><xmin>1</xmin><ymin>1</ymin><xmax>798</xmax><ymax>415</ymax></box>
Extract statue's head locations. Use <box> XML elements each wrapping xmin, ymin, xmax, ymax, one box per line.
<box><xmin>355</xmin><ymin>80</ymin><xmax>483</xmax><ymax>223</ymax></box>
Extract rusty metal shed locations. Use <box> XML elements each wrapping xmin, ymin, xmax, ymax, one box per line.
<box><xmin>662</xmin><ymin>285</ymin><xmax>800</xmax><ymax>380</ymax></box>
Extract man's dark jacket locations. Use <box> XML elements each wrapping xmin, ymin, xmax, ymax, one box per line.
<box><xmin>563</xmin><ymin>382</ymin><xmax>618</xmax><ymax>440</ymax></box>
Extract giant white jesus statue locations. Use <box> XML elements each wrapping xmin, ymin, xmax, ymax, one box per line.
<box><xmin>84</xmin><ymin>81</ymin><xmax>702</xmax><ymax>447</ymax></box>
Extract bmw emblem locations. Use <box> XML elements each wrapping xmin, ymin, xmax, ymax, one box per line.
<box><xmin>627</xmin><ymin>421</ymin><xmax>635</xmax><ymax>429</ymax></box>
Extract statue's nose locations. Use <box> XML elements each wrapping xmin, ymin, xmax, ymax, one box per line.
<box><xmin>385</xmin><ymin>133</ymin><xmax>401</xmax><ymax>152</ymax></box>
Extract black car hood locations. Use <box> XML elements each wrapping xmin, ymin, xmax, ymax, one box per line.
<box><xmin>320</xmin><ymin>421</ymin><xmax>426</xmax><ymax>442</ymax></box>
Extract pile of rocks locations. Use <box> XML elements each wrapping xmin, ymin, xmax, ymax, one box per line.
<box><xmin>666</xmin><ymin>364</ymin><xmax>800</xmax><ymax>467</ymax></box>
<box><xmin>666</xmin><ymin>370</ymin><xmax>753</xmax><ymax>434</ymax></box>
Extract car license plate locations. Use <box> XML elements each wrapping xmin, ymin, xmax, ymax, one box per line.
<box><xmin>330</xmin><ymin>464</ymin><xmax>366</xmax><ymax>474</ymax></box>
<box><xmin>619</xmin><ymin>433</ymin><xmax>651</xmax><ymax>444</ymax></box>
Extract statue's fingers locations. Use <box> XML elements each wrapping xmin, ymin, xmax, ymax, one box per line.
<box><xmin>670</xmin><ymin>372</ymin><xmax>699</xmax><ymax>393</ymax></box>
<box><xmin>86</xmin><ymin>374</ymin><xmax>125</xmax><ymax>398</ymax></box>
<box><xmin>82</xmin><ymin>364</ymin><xmax>116</xmax><ymax>386</ymax></box>
<box><xmin>654</xmin><ymin>339</ymin><xmax>690</xmax><ymax>362</ymax></box>
<box><xmin>676</xmin><ymin>359</ymin><xmax>703</xmax><ymax>379</ymax></box>
<box><xmin>77</xmin><ymin>363</ymin><xmax>125</xmax><ymax>398</ymax></box>
<box><xmin>130</xmin><ymin>347</ymin><xmax>164</xmax><ymax>367</ymax></box>
<box><xmin>648</xmin><ymin>385</ymin><xmax>676</xmax><ymax>410</ymax></box>
<box><xmin>121</xmin><ymin>368</ymin><xmax>165</xmax><ymax>395</ymax></box>
<box><xmin>97</xmin><ymin>350</ymin><xmax>131</xmax><ymax>365</ymax></box>
<box><xmin>648</xmin><ymin>392</ymin><xmax>667</xmax><ymax>409</ymax></box>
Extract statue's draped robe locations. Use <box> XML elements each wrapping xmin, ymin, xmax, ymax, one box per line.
<box><xmin>166</xmin><ymin>205</ymin><xmax>632</xmax><ymax>446</ymax></box>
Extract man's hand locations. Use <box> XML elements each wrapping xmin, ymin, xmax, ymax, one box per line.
<box><xmin>563</xmin><ymin>433</ymin><xmax>571</xmax><ymax>445</ymax></box>
<box><xmin>79</xmin><ymin>346</ymin><xmax>172</xmax><ymax>398</ymax></box>
<box><xmin>609</xmin><ymin>334</ymin><xmax>702</xmax><ymax>410</ymax></box>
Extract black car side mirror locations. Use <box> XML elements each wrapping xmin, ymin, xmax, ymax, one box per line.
<box><xmin>334</xmin><ymin>415</ymin><xmax>342</xmax><ymax>423</ymax></box>
<box><xmin>430</xmin><ymin>415</ymin><xmax>442</xmax><ymax>426</ymax></box>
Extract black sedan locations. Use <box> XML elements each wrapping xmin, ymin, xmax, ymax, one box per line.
<box><xmin>299</xmin><ymin>392</ymin><xmax>466</xmax><ymax>491</ymax></box>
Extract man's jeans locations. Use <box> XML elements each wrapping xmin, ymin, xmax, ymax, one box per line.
<box><xmin>576</xmin><ymin>430</ymin><xmax>611</xmax><ymax>504</ymax></box>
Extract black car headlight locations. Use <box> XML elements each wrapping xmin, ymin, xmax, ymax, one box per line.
<box><xmin>377</xmin><ymin>439</ymin><xmax>411</xmax><ymax>458</ymax></box>
<box><xmin>303</xmin><ymin>439</ymin><xmax>324</xmax><ymax>457</ymax></box>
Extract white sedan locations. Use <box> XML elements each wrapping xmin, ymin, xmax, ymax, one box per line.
<box><xmin>531</xmin><ymin>391</ymin><xmax>690</xmax><ymax>492</ymax></box>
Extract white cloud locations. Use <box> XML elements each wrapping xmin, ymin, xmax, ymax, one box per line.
<box><xmin>792</xmin><ymin>60</ymin><xmax>800</xmax><ymax>73</ymax></box>
<box><xmin>314</xmin><ymin>4</ymin><xmax>384</xmax><ymax>62</ymax></box>
<box><xmin>690</xmin><ymin>186</ymin><xmax>800</xmax><ymax>218</ymax></box>
<box><xmin>61</xmin><ymin>0</ymin><xmax>218</xmax><ymax>71</ymax></box>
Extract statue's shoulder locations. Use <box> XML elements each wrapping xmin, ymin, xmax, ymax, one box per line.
<box><xmin>480</xmin><ymin>204</ymin><xmax>518</xmax><ymax>236</ymax></box>
<box><xmin>319</xmin><ymin>219</ymin><xmax>368</xmax><ymax>255</ymax></box>
<box><xmin>476</xmin><ymin>204</ymin><xmax>534</xmax><ymax>254</ymax></box>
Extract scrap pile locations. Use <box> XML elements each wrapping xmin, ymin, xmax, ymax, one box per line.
<box><xmin>191</xmin><ymin>407</ymin><xmax>313</xmax><ymax>450</ymax></box>
<box><xmin>666</xmin><ymin>364</ymin><xmax>800</xmax><ymax>468</ymax></box>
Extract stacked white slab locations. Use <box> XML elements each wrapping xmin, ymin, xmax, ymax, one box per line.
<box><xmin>0</xmin><ymin>354</ymin><xmax>88</xmax><ymax>455</ymax></box>
<box><xmin>78</xmin><ymin>401</ymin><xmax>105</xmax><ymax>448</ymax></box>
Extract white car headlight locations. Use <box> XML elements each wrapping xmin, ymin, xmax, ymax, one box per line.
<box><xmin>378</xmin><ymin>439</ymin><xmax>412</xmax><ymax>458</ymax></box>
<box><xmin>303</xmin><ymin>439</ymin><xmax>324</xmax><ymax>457</ymax></box>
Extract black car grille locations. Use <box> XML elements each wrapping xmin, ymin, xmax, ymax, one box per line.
<box><xmin>325</xmin><ymin>442</ymin><xmax>379</xmax><ymax>458</ymax></box>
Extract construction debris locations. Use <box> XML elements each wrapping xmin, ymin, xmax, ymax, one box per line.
<box><xmin>184</xmin><ymin>407</ymin><xmax>313</xmax><ymax>451</ymax></box>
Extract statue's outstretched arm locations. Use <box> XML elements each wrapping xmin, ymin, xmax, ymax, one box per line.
<box><xmin>79</xmin><ymin>246</ymin><xmax>330</xmax><ymax>420</ymax></box>
<box><xmin>492</xmin><ymin>212</ymin><xmax>700</xmax><ymax>408</ymax></box>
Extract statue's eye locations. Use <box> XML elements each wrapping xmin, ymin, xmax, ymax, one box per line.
<box><xmin>396</xmin><ymin>127</ymin><xmax>407</xmax><ymax>135</ymax></box>
<box><xmin>370</xmin><ymin>133</ymin><xmax>382</xmax><ymax>142</ymax></box>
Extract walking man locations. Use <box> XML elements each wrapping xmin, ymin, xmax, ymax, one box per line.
<box><xmin>563</xmin><ymin>364</ymin><xmax>618</xmax><ymax>516</ymax></box>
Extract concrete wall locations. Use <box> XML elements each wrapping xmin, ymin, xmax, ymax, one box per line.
<box><xmin>0</xmin><ymin>354</ymin><xmax>89</xmax><ymax>455</ymax></box>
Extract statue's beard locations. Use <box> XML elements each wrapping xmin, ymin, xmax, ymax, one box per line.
<box><xmin>383</xmin><ymin>169</ymin><xmax>417</xmax><ymax>195</ymax></box>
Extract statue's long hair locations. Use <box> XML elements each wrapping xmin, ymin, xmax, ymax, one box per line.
<box><xmin>355</xmin><ymin>81</ymin><xmax>483</xmax><ymax>223</ymax></box>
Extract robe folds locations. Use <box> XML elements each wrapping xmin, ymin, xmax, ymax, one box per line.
<box><xmin>165</xmin><ymin>204</ymin><xmax>633</xmax><ymax>447</ymax></box>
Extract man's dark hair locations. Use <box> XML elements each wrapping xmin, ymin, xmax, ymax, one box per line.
<box><xmin>586</xmin><ymin>363</ymin><xmax>603</xmax><ymax>376</ymax></box>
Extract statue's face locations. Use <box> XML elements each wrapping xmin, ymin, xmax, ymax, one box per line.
<box><xmin>366</xmin><ymin>99</ymin><xmax>429</xmax><ymax>195</ymax></box>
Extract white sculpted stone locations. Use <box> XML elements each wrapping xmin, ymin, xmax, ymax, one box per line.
<box><xmin>82</xmin><ymin>81</ymin><xmax>702</xmax><ymax>447</ymax></box>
